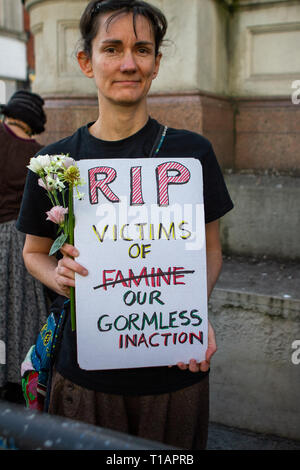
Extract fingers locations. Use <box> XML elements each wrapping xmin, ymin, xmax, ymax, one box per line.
<box><xmin>60</xmin><ymin>244</ymin><xmax>88</xmax><ymax>276</ymax></box>
<box><xmin>199</xmin><ymin>359</ymin><xmax>210</xmax><ymax>373</ymax></box>
<box><xmin>54</xmin><ymin>263</ymin><xmax>74</xmax><ymax>297</ymax></box>
<box><xmin>55</xmin><ymin>280</ymin><xmax>71</xmax><ymax>298</ymax></box>
<box><xmin>176</xmin><ymin>359</ymin><xmax>205</xmax><ymax>373</ymax></box>
<box><xmin>170</xmin><ymin>323</ymin><xmax>219</xmax><ymax>373</ymax></box>
<box><xmin>176</xmin><ymin>351</ymin><xmax>216</xmax><ymax>373</ymax></box>
<box><xmin>206</xmin><ymin>322</ymin><xmax>217</xmax><ymax>363</ymax></box>
<box><xmin>57</xmin><ymin>255</ymin><xmax>88</xmax><ymax>278</ymax></box>
<box><xmin>60</xmin><ymin>243</ymin><xmax>79</xmax><ymax>258</ymax></box>
<box><xmin>54</xmin><ymin>244</ymin><xmax>88</xmax><ymax>297</ymax></box>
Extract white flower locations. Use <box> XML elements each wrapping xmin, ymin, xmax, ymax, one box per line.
<box><xmin>75</xmin><ymin>191</ymin><xmax>85</xmax><ymax>201</ymax></box>
<box><xmin>52</xmin><ymin>154</ymin><xmax>64</xmax><ymax>162</ymax></box>
<box><xmin>43</xmin><ymin>175</ymin><xmax>57</xmax><ymax>190</ymax></box>
<box><xmin>38</xmin><ymin>154</ymin><xmax>52</xmax><ymax>168</ymax></box>
<box><xmin>48</xmin><ymin>160</ymin><xmax>63</xmax><ymax>173</ymax></box>
<box><xmin>50</xmin><ymin>154</ymin><xmax>75</xmax><ymax>170</ymax></box>
<box><xmin>39</xmin><ymin>174</ymin><xmax>65</xmax><ymax>192</ymax></box>
<box><xmin>27</xmin><ymin>154</ymin><xmax>52</xmax><ymax>175</ymax></box>
<box><xmin>54</xmin><ymin>176</ymin><xmax>65</xmax><ymax>191</ymax></box>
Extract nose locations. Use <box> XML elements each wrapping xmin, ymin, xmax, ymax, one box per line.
<box><xmin>120</xmin><ymin>50</ymin><xmax>137</xmax><ymax>73</ymax></box>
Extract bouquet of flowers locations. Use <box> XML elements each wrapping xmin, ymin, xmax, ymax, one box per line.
<box><xmin>27</xmin><ymin>153</ymin><xmax>84</xmax><ymax>330</ymax></box>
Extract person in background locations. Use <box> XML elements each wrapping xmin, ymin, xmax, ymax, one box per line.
<box><xmin>0</xmin><ymin>90</ymin><xmax>50</xmax><ymax>403</ymax></box>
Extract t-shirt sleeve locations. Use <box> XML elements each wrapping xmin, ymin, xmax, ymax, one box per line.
<box><xmin>16</xmin><ymin>169</ymin><xmax>57</xmax><ymax>239</ymax></box>
<box><xmin>201</xmin><ymin>144</ymin><xmax>234</xmax><ymax>224</ymax></box>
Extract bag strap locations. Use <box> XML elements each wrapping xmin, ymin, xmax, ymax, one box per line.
<box><xmin>49</xmin><ymin>299</ymin><xmax>69</xmax><ymax>366</ymax></box>
<box><xmin>148</xmin><ymin>124</ymin><xmax>168</xmax><ymax>158</ymax></box>
<box><xmin>44</xmin><ymin>299</ymin><xmax>69</xmax><ymax>412</ymax></box>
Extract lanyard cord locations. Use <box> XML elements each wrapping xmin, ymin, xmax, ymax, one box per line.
<box><xmin>148</xmin><ymin>124</ymin><xmax>168</xmax><ymax>158</ymax></box>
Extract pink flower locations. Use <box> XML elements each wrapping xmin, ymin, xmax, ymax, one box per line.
<box><xmin>38</xmin><ymin>177</ymin><xmax>54</xmax><ymax>191</ymax></box>
<box><xmin>46</xmin><ymin>206</ymin><xmax>68</xmax><ymax>225</ymax></box>
<box><xmin>63</xmin><ymin>156</ymin><xmax>75</xmax><ymax>168</ymax></box>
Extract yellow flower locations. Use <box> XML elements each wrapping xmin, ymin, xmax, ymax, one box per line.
<box><xmin>63</xmin><ymin>165</ymin><xmax>81</xmax><ymax>185</ymax></box>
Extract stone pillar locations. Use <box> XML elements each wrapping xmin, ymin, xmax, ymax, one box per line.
<box><xmin>24</xmin><ymin>0</ymin><xmax>99</xmax><ymax>144</ymax></box>
<box><xmin>150</xmin><ymin>0</ymin><xmax>229</xmax><ymax>95</ymax></box>
<box><xmin>148</xmin><ymin>0</ymin><xmax>234</xmax><ymax>169</ymax></box>
<box><xmin>25</xmin><ymin>0</ymin><xmax>94</xmax><ymax>96</ymax></box>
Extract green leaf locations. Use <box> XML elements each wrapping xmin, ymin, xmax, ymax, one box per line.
<box><xmin>49</xmin><ymin>233</ymin><xmax>68</xmax><ymax>256</ymax></box>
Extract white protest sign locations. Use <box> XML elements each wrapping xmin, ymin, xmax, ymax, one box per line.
<box><xmin>74</xmin><ymin>158</ymin><xmax>207</xmax><ymax>370</ymax></box>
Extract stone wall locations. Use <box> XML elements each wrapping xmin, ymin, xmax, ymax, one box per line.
<box><xmin>209</xmin><ymin>284</ymin><xmax>300</xmax><ymax>440</ymax></box>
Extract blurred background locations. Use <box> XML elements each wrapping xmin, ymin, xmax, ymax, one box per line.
<box><xmin>0</xmin><ymin>0</ymin><xmax>299</xmax><ymax>446</ymax></box>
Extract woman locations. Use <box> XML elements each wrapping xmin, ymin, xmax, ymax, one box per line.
<box><xmin>0</xmin><ymin>90</ymin><xmax>49</xmax><ymax>403</ymax></box>
<box><xmin>17</xmin><ymin>0</ymin><xmax>233</xmax><ymax>449</ymax></box>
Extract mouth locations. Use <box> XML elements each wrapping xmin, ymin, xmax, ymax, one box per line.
<box><xmin>113</xmin><ymin>80</ymin><xmax>141</xmax><ymax>85</ymax></box>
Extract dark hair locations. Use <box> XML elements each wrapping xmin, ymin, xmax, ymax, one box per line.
<box><xmin>0</xmin><ymin>90</ymin><xmax>46</xmax><ymax>135</ymax></box>
<box><xmin>79</xmin><ymin>0</ymin><xmax>167</xmax><ymax>57</ymax></box>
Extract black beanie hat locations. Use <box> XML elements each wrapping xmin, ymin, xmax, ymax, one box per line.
<box><xmin>0</xmin><ymin>90</ymin><xmax>46</xmax><ymax>134</ymax></box>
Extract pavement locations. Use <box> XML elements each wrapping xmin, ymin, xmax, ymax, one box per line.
<box><xmin>215</xmin><ymin>254</ymin><xmax>300</xmax><ymax>300</ymax></box>
<box><xmin>207</xmin><ymin>422</ymin><xmax>300</xmax><ymax>450</ymax></box>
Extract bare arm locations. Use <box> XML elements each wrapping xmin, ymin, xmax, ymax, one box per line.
<box><xmin>177</xmin><ymin>219</ymin><xmax>222</xmax><ymax>373</ymax></box>
<box><xmin>206</xmin><ymin>219</ymin><xmax>223</xmax><ymax>299</ymax></box>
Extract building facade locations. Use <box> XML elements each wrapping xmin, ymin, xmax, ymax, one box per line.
<box><xmin>0</xmin><ymin>0</ymin><xmax>35</xmax><ymax>101</ymax></box>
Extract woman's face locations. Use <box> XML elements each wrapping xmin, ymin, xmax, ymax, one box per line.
<box><xmin>79</xmin><ymin>12</ymin><xmax>161</xmax><ymax>107</ymax></box>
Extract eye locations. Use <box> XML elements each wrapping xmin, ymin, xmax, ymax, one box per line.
<box><xmin>137</xmin><ymin>47</ymin><xmax>150</xmax><ymax>55</ymax></box>
<box><xmin>104</xmin><ymin>47</ymin><xmax>117</xmax><ymax>54</ymax></box>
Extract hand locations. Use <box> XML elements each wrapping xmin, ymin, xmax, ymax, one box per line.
<box><xmin>54</xmin><ymin>243</ymin><xmax>88</xmax><ymax>297</ymax></box>
<box><xmin>174</xmin><ymin>320</ymin><xmax>217</xmax><ymax>373</ymax></box>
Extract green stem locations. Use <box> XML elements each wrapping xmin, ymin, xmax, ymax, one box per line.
<box><xmin>41</xmin><ymin>176</ymin><xmax>55</xmax><ymax>206</ymax></box>
<box><xmin>68</xmin><ymin>184</ymin><xmax>76</xmax><ymax>331</ymax></box>
<box><xmin>62</xmin><ymin>188</ymin><xmax>66</xmax><ymax>208</ymax></box>
<box><xmin>53</xmin><ymin>190</ymin><xmax>60</xmax><ymax>207</ymax></box>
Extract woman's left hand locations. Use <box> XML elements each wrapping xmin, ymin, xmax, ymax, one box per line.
<box><xmin>173</xmin><ymin>320</ymin><xmax>217</xmax><ymax>373</ymax></box>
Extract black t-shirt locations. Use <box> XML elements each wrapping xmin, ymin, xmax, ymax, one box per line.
<box><xmin>17</xmin><ymin>117</ymin><xmax>233</xmax><ymax>395</ymax></box>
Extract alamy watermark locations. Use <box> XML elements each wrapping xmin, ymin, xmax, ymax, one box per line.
<box><xmin>290</xmin><ymin>84</ymin><xmax>300</xmax><ymax>363</ymax></box>
<box><xmin>291</xmin><ymin>80</ymin><xmax>300</xmax><ymax>104</ymax></box>
<box><xmin>0</xmin><ymin>340</ymin><xmax>5</xmax><ymax>365</ymax></box>
<box><xmin>91</xmin><ymin>197</ymin><xmax>206</xmax><ymax>252</ymax></box>
<box><xmin>0</xmin><ymin>80</ymin><xmax>5</xmax><ymax>105</ymax></box>
<box><xmin>291</xmin><ymin>340</ymin><xmax>300</xmax><ymax>365</ymax></box>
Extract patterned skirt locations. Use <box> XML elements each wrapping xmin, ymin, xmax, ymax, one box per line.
<box><xmin>0</xmin><ymin>220</ymin><xmax>49</xmax><ymax>387</ymax></box>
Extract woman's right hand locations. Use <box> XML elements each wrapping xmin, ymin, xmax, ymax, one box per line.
<box><xmin>54</xmin><ymin>243</ymin><xmax>88</xmax><ymax>298</ymax></box>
